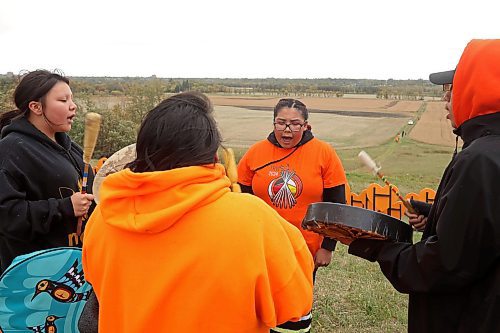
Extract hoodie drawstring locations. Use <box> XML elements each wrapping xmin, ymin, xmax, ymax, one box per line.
<box><xmin>452</xmin><ymin>135</ymin><xmax>459</xmax><ymax>159</ymax></box>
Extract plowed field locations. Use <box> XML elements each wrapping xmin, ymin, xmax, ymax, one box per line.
<box><xmin>409</xmin><ymin>101</ymin><xmax>462</xmax><ymax>147</ymax></box>
<box><xmin>210</xmin><ymin>96</ymin><xmax>421</xmax><ymax>149</ymax></box>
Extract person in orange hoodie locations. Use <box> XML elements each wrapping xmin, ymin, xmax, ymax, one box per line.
<box><xmin>81</xmin><ymin>92</ymin><xmax>314</xmax><ymax>333</ymax></box>
<box><xmin>346</xmin><ymin>39</ymin><xmax>500</xmax><ymax>332</ymax></box>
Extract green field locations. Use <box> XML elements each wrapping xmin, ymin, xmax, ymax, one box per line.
<box><xmin>313</xmin><ymin>244</ymin><xmax>408</xmax><ymax>332</ymax></box>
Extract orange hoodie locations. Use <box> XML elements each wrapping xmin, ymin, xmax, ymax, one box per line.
<box><xmin>453</xmin><ymin>39</ymin><xmax>500</xmax><ymax>128</ymax></box>
<box><xmin>82</xmin><ymin>163</ymin><xmax>313</xmax><ymax>333</ymax></box>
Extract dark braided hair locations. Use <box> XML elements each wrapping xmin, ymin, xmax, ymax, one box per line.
<box><xmin>273</xmin><ymin>98</ymin><xmax>309</xmax><ymax>120</ymax></box>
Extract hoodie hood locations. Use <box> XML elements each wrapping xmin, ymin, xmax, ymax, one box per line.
<box><xmin>98</xmin><ymin>163</ymin><xmax>231</xmax><ymax>233</ymax></box>
<box><xmin>1</xmin><ymin>116</ymin><xmax>72</xmax><ymax>151</ymax></box>
<box><xmin>453</xmin><ymin>39</ymin><xmax>500</xmax><ymax>128</ymax></box>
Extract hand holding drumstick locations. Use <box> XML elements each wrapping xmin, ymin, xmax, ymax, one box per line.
<box><xmin>405</xmin><ymin>211</ymin><xmax>427</xmax><ymax>231</ymax></box>
<box><xmin>71</xmin><ymin>192</ymin><xmax>94</xmax><ymax>217</ymax></box>
<box><xmin>405</xmin><ymin>199</ymin><xmax>432</xmax><ymax>231</ymax></box>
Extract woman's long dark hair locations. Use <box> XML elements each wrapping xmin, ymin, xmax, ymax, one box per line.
<box><xmin>0</xmin><ymin>70</ymin><xmax>69</xmax><ymax>131</ymax></box>
<box><xmin>127</xmin><ymin>91</ymin><xmax>221</xmax><ymax>172</ymax></box>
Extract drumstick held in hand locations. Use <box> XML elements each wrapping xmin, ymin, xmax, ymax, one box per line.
<box><xmin>82</xmin><ymin>112</ymin><xmax>102</xmax><ymax>190</ymax></box>
<box><xmin>222</xmin><ymin>148</ymin><xmax>241</xmax><ymax>193</ymax></box>
<box><xmin>358</xmin><ymin>150</ymin><xmax>416</xmax><ymax>214</ymax></box>
<box><xmin>77</xmin><ymin>112</ymin><xmax>102</xmax><ymax>236</ymax></box>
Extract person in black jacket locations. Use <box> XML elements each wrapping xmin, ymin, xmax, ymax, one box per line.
<box><xmin>0</xmin><ymin>70</ymin><xmax>95</xmax><ymax>273</ymax></box>
<box><xmin>346</xmin><ymin>39</ymin><xmax>500</xmax><ymax>332</ymax></box>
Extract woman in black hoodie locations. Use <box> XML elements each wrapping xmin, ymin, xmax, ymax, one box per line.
<box><xmin>0</xmin><ymin>70</ymin><xmax>95</xmax><ymax>272</ymax></box>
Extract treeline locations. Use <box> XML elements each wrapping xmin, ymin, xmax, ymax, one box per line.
<box><xmin>70</xmin><ymin>77</ymin><xmax>442</xmax><ymax>100</ymax></box>
<box><xmin>0</xmin><ymin>74</ymin><xmax>442</xmax><ymax>157</ymax></box>
<box><xmin>0</xmin><ymin>74</ymin><xmax>442</xmax><ymax>102</ymax></box>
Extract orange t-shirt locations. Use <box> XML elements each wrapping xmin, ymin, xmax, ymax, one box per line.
<box><xmin>238</xmin><ymin>137</ymin><xmax>347</xmax><ymax>255</ymax></box>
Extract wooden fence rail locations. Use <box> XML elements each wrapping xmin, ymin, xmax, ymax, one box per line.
<box><xmin>347</xmin><ymin>184</ymin><xmax>435</xmax><ymax>219</ymax></box>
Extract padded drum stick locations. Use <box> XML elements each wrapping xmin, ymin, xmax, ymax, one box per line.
<box><xmin>358</xmin><ymin>150</ymin><xmax>416</xmax><ymax>214</ymax></box>
<box><xmin>222</xmin><ymin>148</ymin><xmax>241</xmax><ymax>193</ymax></box>
<box><xmin>77</xmin><ymin>112</ymin><xmax>102</xmax><ymax>236</ymax></box>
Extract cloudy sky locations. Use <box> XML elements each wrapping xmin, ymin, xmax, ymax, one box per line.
<box><xmin>1</xmin><ymin>0</ymin><xmax>499</xmax><ymax>80</ymax></box>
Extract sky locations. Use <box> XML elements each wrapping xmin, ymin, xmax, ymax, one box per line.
<box><xmin>1</xmin><ymin>0</ymin><xmax>499</xmax><ymax>80</ymax></box>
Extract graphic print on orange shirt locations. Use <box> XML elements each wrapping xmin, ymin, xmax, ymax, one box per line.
<box><xmin>267</xmin><ymin>165</ymin><xmax>303</xmax><ymax>209</ymax></box>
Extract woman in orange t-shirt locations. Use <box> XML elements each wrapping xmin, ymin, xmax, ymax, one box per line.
<box><xmin>237</xmin><ymin>98</ymin><xmax>347</xmax><ymax>332</ymax></box>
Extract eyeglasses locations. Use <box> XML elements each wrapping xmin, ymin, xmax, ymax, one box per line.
<box><xmin>442</xmin><ymin>84</ymin><xmax>452</xmax><ymax>102</ymax></box>
<box><xmin>273</xmin><ymin>121</ymin><xmax>305</xmax><ymax>132</ymax></box>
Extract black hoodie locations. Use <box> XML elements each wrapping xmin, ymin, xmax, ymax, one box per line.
<box><xmin>0</xmin><ymin>117</ymin><xmax>94</xmax><ymax>272</ymax></box>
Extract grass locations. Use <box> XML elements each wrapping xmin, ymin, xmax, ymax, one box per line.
<box><xmin>338</xmin><ymin>138</ymin><xmax>454</xmax><ymax>194</ymax></box>
<box><xmin>313</xmin><ymin>233</ymin><xmax>423</xmax><ymax>332</ymax></box>
<box><xmin>313</xmin><ymin>247</ymin><xmax>407</xmax><ymax>332</ymax></box>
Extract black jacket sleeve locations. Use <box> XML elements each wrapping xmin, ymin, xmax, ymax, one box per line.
<box><xmin>410</xmin><ymin>199</ymin><xmax>432</xmax><ymax>217</ymax></box>
<box><xmin>348</xmin><ymin>154</ymin><xmax>500</xmax><ymax>294</ymax></box>
<box><xmin>0</xmin><ymin>169</ymin><xmax>74</xmax><ymax>241</ymax></box>
<box><xmin>320</xmin><ymin>184</ymin><xmax>346</xmax><ymax>251</ymax></box>
<box><xmin>238</xmin><ymin>183</ymin><xmax>254</xmax><ymax>195</ymax></box>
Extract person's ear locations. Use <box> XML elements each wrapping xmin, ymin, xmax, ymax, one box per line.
<box><xmin>28</xmin><ymin>101</ymin><xmax>43</xmax><ymax>115</ymax></box>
